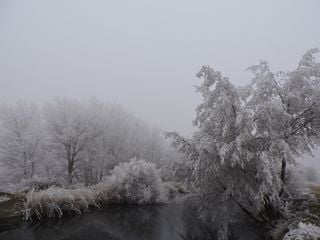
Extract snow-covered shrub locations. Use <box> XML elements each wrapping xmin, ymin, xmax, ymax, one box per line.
<box><xmin>22</xmin><ymin>159</ymin><xmax>168</xmax><ymax>220</ymax></box>
<box><xmin>95</xmin><ymin>158</ymin><xmax>165</xmax><ymax>204</ymax></box>
<box><xmin>93</xmin><ymin>181</ymin><xmax>118</xmax><ymax>203</ymax></box>
<box><xmin>23</xmin><ymin>186</ymin><xmax>98</xmax><ymax>220</ymax></box>
<box><xmin>283</xmin><ymin>222</ymin><xmax>320</xmax><ymax>240</ymax></box>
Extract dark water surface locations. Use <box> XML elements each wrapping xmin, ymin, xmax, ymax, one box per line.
<box><xmin>0</xmin><ymin>204</ymin><xmax>264</xmax><ymax>240</ymax></box>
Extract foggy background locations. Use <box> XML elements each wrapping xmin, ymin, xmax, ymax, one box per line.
<box><xmin>0</xmin><ymin>0</ymin><xmax>319</xmax><ymax>168</ymax></box>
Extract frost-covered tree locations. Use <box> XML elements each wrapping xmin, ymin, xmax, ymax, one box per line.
<box><xmin>166</xmin><ymin>48</ymin><xmax>320</xmax><ymax>223</ymax></box>
<box><xmin>0</xmin><ymin>97</ymin><xmax>175</xmax><ymax>188</ymax></box>
<box><xmin>43</xmin><ymin>98</ymin><xmax>169</xmax><ymax>185</ymax></box>
<box><xmin>44</xmin><ymin>98</ymin><xmax>105</xmax><ymax>184</ymax></box>
<box><xmin>97</xmin><ymin>104</ymin><xmax>166</xmax><ymax>170</ymax></box>
<box><xmin>100</xmin><ymin>104</ymin><xmax>138</xmax><ymax>165</ymax></box>
<box><xmin>0</xmin><ymin>101</ymin><xmax>43</xmax><ymax>181</ymax></box>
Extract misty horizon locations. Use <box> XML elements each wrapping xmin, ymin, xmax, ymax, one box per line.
<box><xmin>1</xmin><ymin>1</ymin><xmax>320</xmax><ymax>239</ymax></box>
<box><xmin>1</xmin><ymin>0</ymin><xmax>320</xmax><ymax>136</ymax></box>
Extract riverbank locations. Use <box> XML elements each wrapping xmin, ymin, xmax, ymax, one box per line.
<box><xmin>0</xmin><ymin>180</ymin><xmax>190</xmax><ymax>224</ymax></box>
<box><xmin>1</xmin><ymin>183</ymin><xmax>319</xmax><ymax>239</ymax></box>
<box><xmin>273</xmin><ymin>184</ymin><xmax>320</xmax><ymax>240</ymax></box>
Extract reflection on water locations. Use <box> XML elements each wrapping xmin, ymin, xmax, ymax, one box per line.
<box><xmin>0</xmin><ymin>204</ymin><xmax>265</xmax><ymax>240</ymax></box>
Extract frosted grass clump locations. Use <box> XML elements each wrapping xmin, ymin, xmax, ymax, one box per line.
<box><xmin>23</xmin><ymin>158</ymin><xmax>168</xmax><ymax>220</ymax></box>
<box><xmin>23</xmin><ymin>186</ymin><xmax>98</xmax><ymax>220</ymax></box>
<box><xmin>95</xmin><ymin>158</ymin><xmax>166</xmax><ymax>204</ymax></box>
<box><xmin>283</xmin><ymin>222</ymin><xmax>320</xmax><ymax>240</ymax></box>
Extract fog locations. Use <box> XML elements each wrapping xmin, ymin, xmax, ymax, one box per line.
<box><xmin>0</xmin><ymin>0</ymin><xmax>320</xmax><ymax>166</ymax></box>
<box><xmin>1</xmin><ymin>2</ymin><xmax>320</xmax><ymax>238</ymax></box>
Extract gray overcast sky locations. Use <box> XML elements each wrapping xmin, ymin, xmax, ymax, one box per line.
<box><xmin>0</xmin><ymin>0</ymin><xmax>320</xmax><ymax>137</ymax></box>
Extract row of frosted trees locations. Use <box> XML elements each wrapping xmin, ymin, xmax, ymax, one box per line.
<box><xmin>0</xmin><ymin>98</ymin><xmax>172</xmax><ymax>186</ymax></box>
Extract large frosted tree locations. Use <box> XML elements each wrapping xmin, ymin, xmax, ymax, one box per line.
<box><xmin>44</xmin><ymin>98</ymin><xmax>105</xmax><ymax>184</ymax></box>
<box><xmin>0</xmin><ymin>101</ymin><xmax>43</xmax><ymax>181</ymax></box>
<box><xmin>166</xmin><ymin>48</ymin><xmax>320</xmax><ymax>223</ymax></box>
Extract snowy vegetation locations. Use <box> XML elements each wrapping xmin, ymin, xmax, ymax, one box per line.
<box><xmin>166</xmin><ymin>49</ymin><xmax>320</xmax><ymax>227</ymax></box>
<box><xmin>0</xmin><ymin>101</ymin><xmax>42</xmax><ymax>182</ymax></box>
<box><xmin>23</xmin><ymin>158</ymin><xmax>169</xmax><ymax>220</ymax></box>
<box><xmin>23</xmin><ymin>187</ymin><xmax>97</xmax><ymax>220</ymax></box>
<box><xmin>1</xmin><ymin>49</ymin><xmax>320</xmax><ymax>240</ymax></box>
<box><xmin>0</xmin><ymin>99</ymin><xmax>185</xmax><ymax>221</ymax></box>
<box><xmin>0</xmin><ymin>98</ymin><xmax>179</xmax><ymax>189</ymax></box>
<box><xmin>95</xmin><ymin>158</ymin><xmax>165</xmax><ymax>204</ymax></box>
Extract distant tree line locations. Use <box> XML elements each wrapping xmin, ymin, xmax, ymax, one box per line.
<box><xmin>0</xmin><ymin>98</ymin><xmax>177</xmax><ymax>186</ymax></box>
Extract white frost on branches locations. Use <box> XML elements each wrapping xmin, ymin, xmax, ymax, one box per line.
<box><xmin>95</xmin><ymin>158</ymin><xmax>165</xmax><ymax>204</ymax></box>
<box><xmin>166</xmin><ymin>48</ymin><xmax>320</xmax><ymax>222</ymax></box>
<box><xmin>0</xmin><ymin>98</ymin><xmax>174</xmax><ymax>188</ymax></box>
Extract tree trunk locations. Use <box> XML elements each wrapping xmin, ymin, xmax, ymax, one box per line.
<box><xmin>31</xmin><ymin>161</ymin><xmax>35</xmax><ymax>178</ymax></box>
<box><xmin>279</xmin><ymin>158</ymin><xmax>286</xmax><ymax>197</ymax></box>
<box><xmin>67</xmin><ymin>151</ymin><xmax>73</xmax><ymax>185</ymax></box>
<box><xmin>67</xmin><ymin>162</ymin><xmax>73</xmax><ymax>185</ymax></box>
<box><xmin>99</xmin><ymin>169</ymin><xmax>103</xmax><ymax>181</ymax></box>
<box><xmin>260</xmin><ymin>197</ymin><xmax>281</xmax><ymax>223</ymax></box>
<box><xmin>84</xmin><ymin>165</ymin><xmax>88</xmax><ymax>186</ymax></box>
<box><xmin>23</xmin><ymin>151</ymin><xmax>27</xmax><ymax>178</ymax></box>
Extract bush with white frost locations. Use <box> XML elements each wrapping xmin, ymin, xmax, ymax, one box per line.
<box><xmin>283</xmin><ymin>222</ymin><xmax>320</xmax><ymax>240</ymax></box>
<box><xmin>95</xmin><ymin>158</ymin><xmax>165</xmax><ymax>204</ymax></box>
<box><xmin>23</xmin><ymin>187</ymin><xmax>97</xmax><ymax>220</ymax></box>
<box><xmin>22</xmin><ymin>158</ymin><xmax>167</xmax><ymax>220</ymax></box>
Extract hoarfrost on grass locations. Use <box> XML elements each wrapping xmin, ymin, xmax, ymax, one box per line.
<box><xmin>23</xmin><ymin>158</ymin><xmax>168</xmax><ymax>220</ymax></box>
<box><xmin>23</xmin><ymin>186</ymin><xmax>98</xmax><ymax>220</ymax></box>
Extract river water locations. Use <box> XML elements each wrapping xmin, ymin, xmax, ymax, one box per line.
<box><xmin>0</xmin><ymin>204</ymin><xmax>265</xmax><ymax>240</ymax></box>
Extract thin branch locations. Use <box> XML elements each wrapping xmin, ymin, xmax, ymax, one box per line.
<box><xmin>290</xmin><ymin>102</ymin><xmax>316</xmax><ymax>127</ymax></box>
